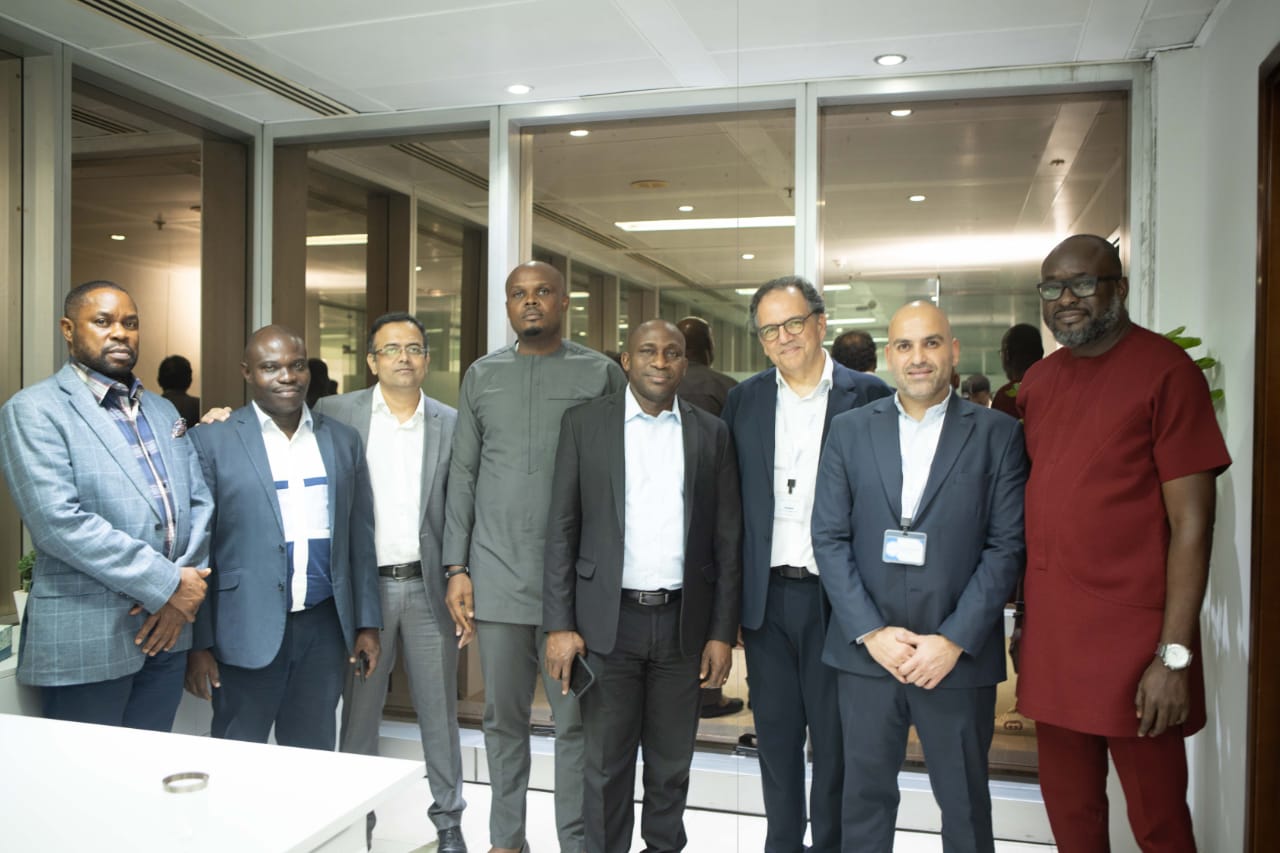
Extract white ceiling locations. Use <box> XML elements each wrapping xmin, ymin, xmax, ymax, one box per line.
<box><xmin>3</xmin><ymin>0</ymin><xmax>1223</xmax><ymax>122</ymax></box>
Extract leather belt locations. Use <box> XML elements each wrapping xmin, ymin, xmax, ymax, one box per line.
<box><xmin>378</xmin><ymin>561</ymin><xmax>422</xmax><ymax>580</ymax></box>
<box><xmin>771</xmin><ymin>564</ymin><xmax>814</xmax><ymax>580</ymax></box>
<box><xmin>621</xmin><ymin>588</ymin><xmax>682</xmax><ymax>606</ymax></box>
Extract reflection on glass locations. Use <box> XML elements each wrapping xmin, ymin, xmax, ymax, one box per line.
<box><xmin>416</xmin><ymin>213</ymin><xmax>465</xmax><ymax>407</ymax></box>
<box><xmin>528</xmin><ymin>109</ymin><xmax>795</xmax><ymax>379</ymax></box>
<box><xmin>70</xmin><ymin>86</ymin><xmax>203</xmax><ymax>398</ymax></box>
<box><xmin>305</xmin><ymin>165</ymin><xmax>369</xmax><ymax>394</ymax></box>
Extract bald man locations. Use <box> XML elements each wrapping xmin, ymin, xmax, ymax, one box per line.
<box><xmin>443</xmin><ymin>262</ymin><xmax>626</xmax><ymax>853</ymax></box>
<box><xmin>186</xmin><ymin>325</ymin><xmax>381</xmax><ymax>751</ymax></box>
<box><xmin>1017</xmin><ymin>235</ymin><xmax>1230</xmax><ymax>851</ymax></box>
<box><xmin>812</xmin><ymin>302</ymin><xmax>1027</xmax><ymax>853</ymax></box>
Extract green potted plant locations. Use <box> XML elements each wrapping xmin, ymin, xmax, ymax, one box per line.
<box><xmin>13</xmin><ymin>549</ymin><xmax>34</xmax><ymax>623</ymax></box>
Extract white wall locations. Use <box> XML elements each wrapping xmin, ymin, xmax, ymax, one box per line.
<box><xmin>1152</xmin><ymin>2</ymin><xmax>1280</xmax><ymax>850</ymax></box>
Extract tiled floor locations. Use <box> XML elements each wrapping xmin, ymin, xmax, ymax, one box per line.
<box><xmin>370</xmin><ymin>778</ymin><xmax>1057</xmax><ymax>853</ymax></box>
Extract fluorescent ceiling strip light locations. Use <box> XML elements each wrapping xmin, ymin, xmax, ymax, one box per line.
<box><xmin>306</xmin><ymin>233</ymin><xmax>368</xmax><ymax>246</ymax></box>
<box><xmin>614</xmin><ymin>215</ymin><xmax>796</xmax><ymax>233</ymax></box>
<box><xmin>827</xmin><ymin>317</ymin><xmax>877</xmax><ymax>325</ymax></box>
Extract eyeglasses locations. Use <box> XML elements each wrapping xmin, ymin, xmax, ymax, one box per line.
<box><xmin>1036</xmin><ymin>275</ymin><xmax>1120</xmax><ymax>302</ymax></box>
<box><xmin>373</xmin><ymin>344</ymin><xmax>427</xmax><ymax>358</ymax></box>
<box><xmin>757</xmin><ymin>310</ymin><xmax>818</xmax><ymax>342</ymax></box>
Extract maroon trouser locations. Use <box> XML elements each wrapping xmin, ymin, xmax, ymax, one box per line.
<box><xmin>1036</xmin><ymin>720</ymin><xmax>1196</xmax><ymax>852</ymax></box>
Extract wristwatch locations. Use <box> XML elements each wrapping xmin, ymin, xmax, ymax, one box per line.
<box><xmin>1156</xmin><ymin>642</ymin><xmax>1193</xmax><ymax>671</ymax></box>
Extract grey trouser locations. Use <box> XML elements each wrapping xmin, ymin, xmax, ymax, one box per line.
<box><xmin>340</xmin><ymin>577</ymin><xmax>466</xmax><ymax>829</ymax></box>
<box><xmin>476</xmin><ymin>619</ymin><xmax>585</xmax><ymax>851</ymax></box>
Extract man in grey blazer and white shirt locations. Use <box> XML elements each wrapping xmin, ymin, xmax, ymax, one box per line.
<box><xmin>0</xmin><ymin>280</ymin><xmax>212</xmax><ymax>730</ymax></box>
<box><xmin>315</xmin><ymin>312</ymin><xmax>467</xmax><ymax>853</ymax></box>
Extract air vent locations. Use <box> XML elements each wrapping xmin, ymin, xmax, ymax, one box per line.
<box><xmin>77</xmin><ymin>0</ymin><xmax>356</xmax><ymax>117</ymax></box>
<box><xmin>71</xmin><ymin>106</ymin><xmax>144</xmax><ymax>135</ymax></box>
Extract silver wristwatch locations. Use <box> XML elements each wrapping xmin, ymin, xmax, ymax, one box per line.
<box><xmin>1156</xmin><ymin>642</ymin><xmax>1193</xmax><ymax>671</ymax></box>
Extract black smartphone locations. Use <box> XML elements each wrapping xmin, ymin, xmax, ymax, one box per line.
<box><xmin>569</xmin><ymin>653</ymin><xmax>596</xmax><ymax>698</ymax></box>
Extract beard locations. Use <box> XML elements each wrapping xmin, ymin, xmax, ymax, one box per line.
<box><xmin>76</xmin><ymin>344</ymin><xmax>137</xmax><ymax>382</ymax></box>
<box><xmin>1050</xmin><ymin>289</ymin><xmax>1126</xmax><ymax>349</ymax></box>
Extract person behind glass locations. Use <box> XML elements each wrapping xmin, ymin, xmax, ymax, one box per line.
<box><xmin>960</xmin><ymin>373</ymin><xmax>992</xmax><ymax>407</ymax></box>
<box><xmin>811</xmin><ymin>301</ymin><xmax>1027</xmax><ymax>853</ymax></box>
<box><xmin>831</xmin><ymin>329</ymin><xmax>892</xmax><ymax>395</ymax></box>
<box><xmin>184</xmin><ymin>325</ymin><xmax>382</xmax><ymax>753</ymax></box>
<box><xmin>1016</xmin><ymin>235</ymin><xmax>1230</xmax><ymax>852</ymax></box>
<box><xmin>307</xmin><ymin>357</ymin><xmax>337</xmax><ymax>408</ymax></box>
<box><xmin>543</xmin><ymin>319</ymin><xmax>742</xmax><ymax>853</ymax></box>
<box><xmin>0</xmin><ymin>280</ymin><xmax>212</xmax><ymax>730</ymax></box>
<box><xmin>443</xmin><ymin>261</ymin><xmax>626</xmax><ymax>853</ymax></box>
<box><xmin>315</xmin><ymin>312</ymin><xmax>467</xmax><ymax>853</ymax></box>
<box><xmin>990</xmin><ymin>324</ymin><xmax>1043</xmax><ymax>418</ymax></box>
<box><xmin>158</xmin><ymin>354</ymin><xmax>201</xmax><ymax>427</ymax></box>
<box><xmin>721</xmin><ymin>276</ymin><xmax>892</xmax><ymax>853</ymax></box>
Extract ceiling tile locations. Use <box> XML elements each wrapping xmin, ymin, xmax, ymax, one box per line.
<box><xmin>96</xmin><ymin>41</ymin><xmax>265</xmax><ymax>98</ymax></box>
<box><xmin>207</xmin><ymin>91</ymin><xmax>331</xmax><ymax>122</ymax></box>
<box><xmin>1</xmin><ymin>0</ymin><xmax>151</xmax><ymax>50</ymax></box>
<box><xmin>170</xmin><ymin>0</ymin><xmax>531</xmax><ymax>38</ymax></box>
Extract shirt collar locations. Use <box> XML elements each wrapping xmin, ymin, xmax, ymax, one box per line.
<box><xmin>893</xmin><ymin>390</ymin><xmax>952</xmax><ymax>425</ymax></box>
<box><xmin>251</xmin><ymin>400</ymin><xmax>313</xmax><ymax>436</ymax></box>
<box><xmin>371</xmin><ymin>383</ymin><xmax>425</xmax><ymax>422</ymax></box>
<box><xmin>69</xmin><ymin>360</ymin><xmax>143</xmax><ymax>407</ymax></box>
<box><xmin>624</xmin><ymin>384</ymin><xmax>682</xmax><ymax>425</ymax></box>
<box><xmin>775</xmin><ymin>350</ymin><xmax>834</xmax><ymax>399</ymax></box>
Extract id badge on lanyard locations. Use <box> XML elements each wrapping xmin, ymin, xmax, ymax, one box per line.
<box><xmin>883</xmin><ymin>517</ymin><xmax>927</xmax><ymax>567</ymax></box>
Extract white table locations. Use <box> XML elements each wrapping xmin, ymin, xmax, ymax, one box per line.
<box><xmin>0</xmin><ymin>713</ymin><xmax>424</xmax><ymax>852</ymax></box>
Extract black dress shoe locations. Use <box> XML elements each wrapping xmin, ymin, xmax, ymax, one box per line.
<box><xmin>700</xmin><ymin>696</ymin><xmax>744</xmax><ymax>718</ymax></box>
<box><xmin>366</xmin><ymin>811</ymin><xmax>376</xmax><ymax>850</ymax></box>
<box><xmin>436</xmin><ymin>825</ymin><xmax>467</xmax><ymax>853</ymax></box>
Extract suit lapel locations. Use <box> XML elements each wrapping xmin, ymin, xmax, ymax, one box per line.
<box><xmin>824</xmin><ymin>369</ymin><xmax>857</xmax><ymax>442</ymax></box>
<box><xmin>351</xmin><ymin>388</ymin><xmax>373</xmax><ymax>446</ymax></box>
<box><xmin>236</xmin><ymin>409</ymin><xmax>285</xmax><ymax>536</ymax></box>
<box><xmin>61</xmin><ymin>371</ymin><xmax>160</xmax><ymax>517</ymax></box>
<box><xmin>681</xmin><ymin>400</ymin><xmax>699</xmax><ymax>539</ymax></box>
<box><xmin>608</xmin><ymin>392</ymin><xmax>626</xmax><ymax>535</ymax></box>
<box><xmin>421</xmin><ymin>398</ymin><xmax>442</xmax><ymax>528</ymax></box>
<box><xmin>869</xmin><ymin>400</ymin><xmax>904</xmax><ymax>522</ymax></box>
<box><xmin>748</xmin><ymin>373</ymin><xmax>778</xmax><ymax>484</ymax></box>
<box><xmin>913</xmin><ymin>398</ymin><xmax>975</xmax><ymax>522</ymax></box>
<box><xmin>314</xmin><ymin>416</ymin><xmax>339</xmax><ymax>531</ymax></box>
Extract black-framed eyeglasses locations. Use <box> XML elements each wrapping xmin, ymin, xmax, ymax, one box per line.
<box><xmin>373</xmin><ymin>344</ymin><xmax>427</xmax><ymax>358</ymax></box>
<box><xmin>1036</xmin><ymin>275</ymin><xmax>1120</xmax><ymax>302</ymax></box>
<box><xmin>757</xmin><ymin>311</ymin><xmax>818</xmax><ymax>342</ymax></box>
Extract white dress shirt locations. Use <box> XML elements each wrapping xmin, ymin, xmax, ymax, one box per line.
<box><xmin>895</xmin><ymin>392</ymin><xmax>952</xmax><ymax>525</ymax></box>
<box><xmin>253</xmin><ymin>402</ymin><xmax>331</xmax><ymax>612</ymax></box>
<box><xmin>367</xmin><ymin>384</ymin><xmax>425</xmax><ymax>566</ymax></box>
<box><xmin>768</xmin><ymin>352</ymin><xmax>834</xmax><ymax>573</ymax></box>
<box><xmin>621</xmin><ymin>387</ymin><xmax>686</xmax><ymax>591</ymax></box>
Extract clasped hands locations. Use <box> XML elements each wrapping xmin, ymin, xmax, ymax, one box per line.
<box><xmin>864</xmin><ymin>626</ymin><xmax>962</xmax><ymax>690</ymax></box>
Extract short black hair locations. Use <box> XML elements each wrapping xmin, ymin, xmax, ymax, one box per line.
<box><xmin>748</xmin><ymin>276</ymin><xmax>825</xmax><ymax>334</ymax></box>
<box><xmin>961</xmin><ymin>373</ymin><xmax>991</xmax><ymax>396</ymax></box>
<box><xmin>367</xmin><ymin>312</ymin><xmax>428</xmax><ymax>353</ymax></box>
<box><xmin>1001</xmin><ymin>323</ymin><xmax>1044</xmax><ymax>377</ymax></box>
<box><xmin>64</xmin><ymin>280</ymin><xmax>130</xmax><ymax>319</ymax></box>
<box><xmin>157</xmin><ymin>355</ymin><xmax>193</xmax><ymax>392</ymax></box>
<box><xmin>831</xmin><ymin>330</ymin><xmax>876</xmax><ymax>372</ymax></box>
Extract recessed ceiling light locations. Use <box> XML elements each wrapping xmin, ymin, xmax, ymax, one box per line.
<box><xmin>109</xmin><ymin>234</ymin><xmax>126</xmax><ymax>241</ymax></box>
<box><xmin>677</xmin><ymin>204</ymin><xmax>694</xmax><ymax>213</ymax></box>
<box><xmin>734</xmin><ymin>288</ymin><xmax>757</xmax><ymax>296</ymax></box>
<box><xmin>415</xmin><ymin>265</ymin><xmax>422</xmax><ymax>272</ymax></box>
<box><xmin>570</xmin><ymin>291</ymin><xmax>589</xmax><ymax>299</ymax></box>
<box><xmin>741</xmin><ymin>253</ymin><xmax>756</xmax><ymax>260</ymax></box>
<box><xmin>569</xmin><ymin>129</ymin><xmax>589</xmax><ymax>137</ymax></box>
<box><xmin>615</xmin><ymin>215</ymin><xmax>795</xmax><ymax>232</ymax></box>
<box><xmin>506</xmin><ymin>83</ymin><xmax>533</xmax><ymax>95</ymax></box>
<box><xmin>823</xmin><ymin>284</ymin><xmax>851</xmax><ymax>292</ymax></box>
<box><xmin>908</xmin><ymin>194</ymin><xmax>927</xmax><ymax>202</ymax></box>
<box><xmin>889</xmin><ymin>108</ymin><xmax>913</xmax><ymax>118</ymax></box>
<box><xmin>875</xmin><ymin>54</ymin><xmax>907</xmax><ymax>67</ymax></box>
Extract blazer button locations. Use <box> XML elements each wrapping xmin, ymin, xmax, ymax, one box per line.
<box><xmin>277</xmin><ymin>583</ymin><xmax>285</xmax><ymax>592</ymax></box>
<box><xmin>278</xmin><ymin>545</ymin><xmax>285</xmax><ymax>553</ymax></box>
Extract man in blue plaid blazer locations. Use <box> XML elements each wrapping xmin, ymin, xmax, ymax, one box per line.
<box><xmin>0</xmin><ymin>280</ymin><xmax>213</xmax><ymax>731</ymax></box>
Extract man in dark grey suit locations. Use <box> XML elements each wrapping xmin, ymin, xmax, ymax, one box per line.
<box><xmin>722</xmin><ymin>276</ymin><xmax>891</xmax><ymax>853</ymax></box>
<box><xmin>316</xmin><ymin>312</ymin><xmax>466</xmax><ymax>853</ymax></box>
<box><xmin>543</xmin><ymin>319</ymin><xmax>742</xmax><ymax>853</ymax></box>
<box><xmin>812</xmin><ymin>301</ymin><xmax>1027</xmax><ymax>853</ymax></box>
<box><xmin>185</xmin><ymin>325</ymin><xmax>381</xmax><ymax>752</ymax></box>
